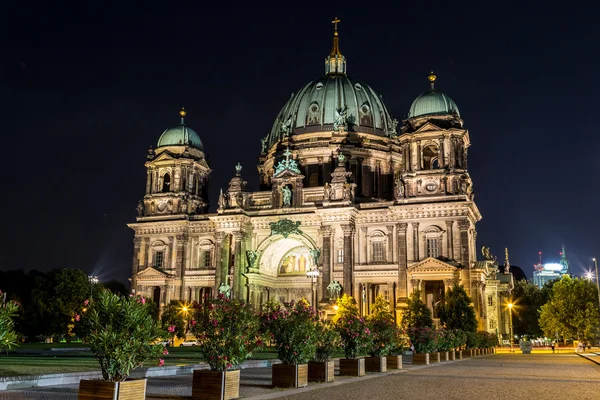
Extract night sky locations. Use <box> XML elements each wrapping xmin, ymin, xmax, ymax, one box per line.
<box><xmin>2</xmin><ymin>4</ymin><xmax>599</xmax><ymax>284</ymax></box>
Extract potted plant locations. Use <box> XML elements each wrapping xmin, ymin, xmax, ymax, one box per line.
<box><xmin>335</xmin><ymin>314</ymin><xmax>372</xmax><ymax>376</ymax></box>
<box><xmin>308</xmin><ymin>320</ymin><xmax>340</xmax><ymax>382</ymax></box>
<box><xmin>386</xmin><ymin>330</ymin><xmax>409</xmax><ymax>370</ymax></box>
<box><xmin>365</xmin><ymin>295</ymin><xmax>396</xmax><ymax>372</ymax></box>
<box><xmin>452</xmin><ymin>329</ymin><xmax>467</xmax><ymax>359</ymax></box>
<box><xmin>436</xmin><ymin>329</ymin><xmax>454</xmax><ymax>361</ymax></box>
<box><xmin>190</xmin><ymin>294</ymin><xmax>263</xmax><ymax>400</ymax></box>
<box><xmin>408</xmin><ymin>326</ymin><xmax>437</xmax><ymax>365</ymax></box>
<box><xmin>261</xmin><ymin>299</ymin><xmax>318</xmax><ymax>388</ymax></box>
<box><xmin>76</xmin><ymin>289</ymin><xmax>166</xmax><ymax>400</ymax></box>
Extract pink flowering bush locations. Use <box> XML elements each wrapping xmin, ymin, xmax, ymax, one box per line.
<box><xmin>76</xmin><ymin>289</ymin><xmax>166</xmax><ymax>381</ymax></box>
<box><xmin>335</xmin><ymin>315</ymin><xmax>373</xmax><ymax>359</ymax></box>
<box><xmin>408</xmin><ymin>326</ymin><xmax>438</xmax><ymax>354</ymax></box>
<box><xmin>313</xmin><ymin>321</ymin><xmax>341</xmax><ymax>362</ymax></box>
<box><xmin>436</xmin><ymin>329</ymin><xmax>455</xmax><ymax>352</ymax></box>
<box><xmin>190</xmin><ymin>295</ymin><xmax>263</xmax><ymax>371</ymax></box>
<box><xmin>260</xmin><ymin>299</ymin><xmax>318</xmax><ymax>365</ymax></box>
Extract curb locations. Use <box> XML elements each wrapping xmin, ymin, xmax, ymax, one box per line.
<box><xmin>576</xmin><ymin>352</ymin><xmax>600</xmax><ymax>367</ymax></box>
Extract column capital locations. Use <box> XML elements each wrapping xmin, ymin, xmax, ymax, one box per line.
<box><xmin>215</xmin><ymin>231</ymin><xmax>227</xmax><ymax>242</ymax></box>
<box><xmin>457</xmin><ymin>219</ymin><xmax>470</xmax><ymax>230</ymax></box>
<box><xmin>133</xmin><ymin>237</ymin><xmax>142</xmax><ymax>246</ymax></box>
<box><xmin>396</xmin><ymin>222</ymin><xmax>409</xmax><ymax>232</ymax></box>
<box><xmin>445</xmin><ymin>220</ymin><xmax>455</xmax><ymax>228</ymax></box>
<box><xmin>320</xmin><ymin>225</ymin><xmax>332</xmax><ymax>236</ymax></box>
<box><xmin>386</xmin><ymin>225</ymin><xmax>395</xmax><ymax>234</ymax></box>
<box><xmin>341</xmin><ymin>224</ymin><xmax>355</xmax><ymax>236</ymax></box>
<box><xmin>411</xmin><ymin>222</ymin><xmax>419</xmax><ymax>230</ymax></box>
<box><xmin>231</xmin><ymin>231</ymin><xmax>245</xmax><ymax>241</ymax></box>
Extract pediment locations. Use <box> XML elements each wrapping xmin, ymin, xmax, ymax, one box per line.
<box><xmin>273</xmin><ymin>169</ymin><xmax>304</xmax><ymax>179</ymax></box>
<box><xmin>408</xmin><ymin>257</ymin><xmax>460</xmax><ymax>273</ymax></box>
<box><xmin>414</xmin><ymin>121</ymin><xmax>444</xmax><ymax>133</ymax></box>
<box><xmin>153</xmin><ymin>152</ymin><xmax>176</xmax><ymax>162</ymax></box>
<box><xmin>134</xmin><ymin>266</ymin><xmax>173</xmax><ymax>279</ymax></box>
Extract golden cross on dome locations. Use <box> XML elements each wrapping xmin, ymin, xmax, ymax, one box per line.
<box><xmin>332</xmin><ymin>17</ymin><xmax>340</xmax><ymax>31</ymax></box>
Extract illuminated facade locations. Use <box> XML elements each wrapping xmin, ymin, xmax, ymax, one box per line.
<box><xmin>533</xmin><ymin>245</ymin><xmax>571</xmax><ymax>288</ymax></box>
<box><xmin>128</xmin><ymin>21</ymin><xmax>513</xmax><ymax>334</ymax></box>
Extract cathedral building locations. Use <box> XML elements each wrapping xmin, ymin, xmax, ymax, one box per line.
<box><xmin>128</xmin><ymin>20</ymin><xmax>513</xmax><ymax>334</ymax></box>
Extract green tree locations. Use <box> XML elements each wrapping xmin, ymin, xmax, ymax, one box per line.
<box><xmin>439</xmin><ymin>284</ymin><xmax>477</xmax><ymax>332</ymax></box>
<box><xmin>46</xmin><ymin>268</ymin><xmax>91</xmax><ymax>341</ymax></box>
<box><xmin>101</xmin><ymin>280</ymin><xmax>129</xmax><ymax>296</ymax></box>
<box><xmin>367</xmin><ymin>295</ymin><xmax>397</xmax><ymax>356</ymax></box>
<box><xmin>161</xmin><ymin>301</ymin><xmax>187</xmax><ymax>344</ymax></box>
<box><xmin>512</xmin><ymin>279</ymin><xmax>544</xmax><ymax>337</ymax></box>
<box><xmin>0</xmin><ymin>291</ymin><xmax>20</xmax><ymax>351</ymax></box>
<box><xmin>369</xmin><ymin>294</ymin><xmax>394</xmax><ymax>323</ymax></box>
<box><xmin>539</xmin><ymin>276</ymin><xmax>600</xmax><ymax>344</ymax></box>
<box><xmin>401</xmin><ymin>290</ymin><xmax>433</xmax><ymax>330</ymax></box>
<box><xmin>331</xmin><ymin>294</ymin><xmax>359</xmax><ymax>325</ymax></box>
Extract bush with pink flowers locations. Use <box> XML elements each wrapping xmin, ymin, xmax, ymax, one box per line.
<box><xmin>76</xmin><ymin>289</ymin><xmax>166</xmax><ymax>381</ymax></box>
<box><xmin>190</xmin><ymin>295</ymin><xmax>263</xmax><ymax>371</ymax></box>
<box><xmin>335</xmin><ymin>315</ymin><xmax>373</xmax><ymax>359</ymax></box>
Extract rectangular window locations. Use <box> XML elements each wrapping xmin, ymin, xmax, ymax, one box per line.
<box><xmin>384</xmin><ymin>290</ymin><xmax>390</xmax><ymax>302</ymax></box>
<box><xmin>488</xmin><ymin>295</ymin><xmax>494</xmax><ymax>307</ymax></box>
<box><xmin>489</xmin><ymin>319</ymin><xmax>496</xmax><ymax>330</ymax></box>
<box><xmin>202</xmin><ymin>251</ymin><xmax>211</xmax><ymax>268</ymax></box>
<box><xmin>309</xmin><ymin>173</ymin><xmax>318</xmax><ymax>187</ymax></box>
<box><xmin>427</xmin><ymin>238</ymin><xmax>440</xmax><ymax>258</ymax></box>
<box><xmin>155</xmin><ymin>251</ymin><xmax>164</xmax><ymax>268</ymax></box>
<box><xmin>337</xmin><ymin>249</ymin><xmax>344</xmax><ymax>264</ymax></box>
<box><xmin>372</xmin><ymin>242</ymin><xmax>384</xmax><ymax>262</ymax></box>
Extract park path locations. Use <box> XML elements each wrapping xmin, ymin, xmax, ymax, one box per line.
<box><xmin>1</xmin><ymin>353</ymin><xmax>600</xmax><ymax>399</ymax></box>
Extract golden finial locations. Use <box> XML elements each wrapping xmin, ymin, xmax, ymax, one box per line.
<box><xmin>330</xmin><ymin>17</ymin><xmax>342</xmax><ymax>56</ymax></box>
<box><xmin>332</xmin><ymin>17</ymin><xmax>341</xmax><ymax>32</ymax></box>
<box><xmin>179</xmin><ymin>107</ymin><xmax>187</xmax><ymax>117</ymax></box>
<box><xmin>428</xmin><ymin>71</ymin><xmax>436</xmax><ymax>89</ymax></box>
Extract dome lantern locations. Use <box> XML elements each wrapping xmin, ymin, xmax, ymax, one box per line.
<box><xmin>325</xmin><ymin>17</ymin><xmax>346</xmax><ymax>75</ymax></box>
<box><xmin>408</xmin><ymin>73</ymin><xmax>460</xmax><ymax>119</ymax></box>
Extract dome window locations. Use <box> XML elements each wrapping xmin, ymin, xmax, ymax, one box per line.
<box><xmin>315</xmin><ymin>82</ymin><xmax>324</xmax><ymax>90</ymax></box>
<box><xmin>161</xmin><ymin>173</ymin><xmax>171</xmax><ymax>193</ymax></box>
<box><xmin>354</xmin><ymin>83</ymin><xmax>363</xmax><ymax>91</ymax></box>
<box><xmin>359</xmin><ymin>102</ymin><xmax>373</xmax><ymax>126</ymax></box>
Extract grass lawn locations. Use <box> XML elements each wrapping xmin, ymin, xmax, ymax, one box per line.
<box><xmin>0</xmin><ymin>348</ymin><xmax>278</xmax><ymax>377</ymax></box>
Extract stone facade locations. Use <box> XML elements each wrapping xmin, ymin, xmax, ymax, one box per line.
<box><xmin>128</xmin><ymin>24</ymin><xmax>513</xmax><ymax>337</ymax></box>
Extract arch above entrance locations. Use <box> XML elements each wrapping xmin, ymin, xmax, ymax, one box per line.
<box><xmin>256</xmin><ymin>234</ymin><xmax>318</xmax><ymax>278</ymax></box>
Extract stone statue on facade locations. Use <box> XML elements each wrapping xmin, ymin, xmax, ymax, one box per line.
<box><xmin>327</xmin><ymin>280</ymin><xmax>342</xmax><ymax>299</ymax></box>
<box><xmin>334</xmin><ymin>106</ymin><xmax>348</xmax><ymax>131</ymax></box>
<box><xmin>481</xmin><ymin>246</ymin><xmax>496</xmax><ymax>262</ymax></box>
<box><xmin>281</xmin><ymin>117</ymin><xmax>292</xmax><ymax>137</ymax></box>
<box><xmin>309</xmin><ymin>248</ymin><xmax>321</xmax><ymax>265</ymax></box>
<box><xmin>386</xmin><ymin>118</ymin><xmax>398</xmax><ymax>138</ymax></box>
<box><xmin>218</xmin><ymin>188</ymin><xmax>227</xmax><ymax>209</ymax></box>
<box><xmin>136</xmin><ymin>201</ymin><xmax>145</xmax><ymax>216</ymax></box>
<box><xmin>261</xmin><ymin>137</ymin><xmax>268</xmax><ymax>154</ymax></box>
<box><xmin>343</xmin><ymin>183</ymin><xmax>352</xmax><ymax>201</ymax></box>
<box><xmin>323</xmin><ymin>182</ymin><xmax>332</xmax><ymax>201</ymax></box>
<box><xmin>246</xmin><ymin>249</ymin><xmax>259</xmax><ymax>269</ymax></box>
<box><xmin>281</xmin><ymin>185</ymin><xmax>292</xmax><ymax>207</ymax></box>
<box><xmin>394</xmin><ymin>177</ymin><xmax>405</xmax><ymax>200</ymax></box>
<box><xmin>218</xmin><ymin>282</ymin><xmax>231</xmax><ymax>298</ymax></box>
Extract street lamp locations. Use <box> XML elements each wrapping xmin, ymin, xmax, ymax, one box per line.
<box><xmin>306</xmin><ymin>267</ymin><xmax>320</xmax><ymax>308</ymax></box>
<box><xmin>88</xmin><ymin>275</ymin><xmax>99</xmax><ymax>298</ymax></box>
<box><xmin>508</xmin><ymin>302</ymin><xmax>514</xmax><ymax>350</ymax></box>
<box><xmin>593</xmin><ymin>258</ymin><xmax>600</xmax><ymax>325</ymax></box>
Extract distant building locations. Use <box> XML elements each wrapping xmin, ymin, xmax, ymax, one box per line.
<box><xmin>533</xmin><ymin>245</ymin><xmax>571</xmax><ymax>288</ymax></box>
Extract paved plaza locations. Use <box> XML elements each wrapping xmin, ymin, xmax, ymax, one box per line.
<box><xmin>1</xmin><ymin>353</ymin><xmax>599</xmax><ymax>399</ymax></box>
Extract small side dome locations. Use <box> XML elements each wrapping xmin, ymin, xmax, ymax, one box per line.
<box><xmin>157</xmin><ymin>108</ymin><xmax>203</xmax><ymax>150</ymax></box>
<box><xmin>408</xmin><ymin>73</ymin><xmax>460</xmax><ymax>119</ymax></box>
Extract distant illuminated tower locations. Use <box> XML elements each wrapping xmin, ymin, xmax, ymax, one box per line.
<box><xmin>533</xmin><ymin>245</ymin><xmax>571</xmax><ymax>288</ymax></box>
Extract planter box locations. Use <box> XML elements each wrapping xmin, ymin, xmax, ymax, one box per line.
<box><xmin>462</xmin><ymin>350</ymin><xmax>470</xmax><ymax>358</ymax></box>
<box><xmin>413</xmin><ymin>353</ymin><xmax>429</xmax><ymax>365</ymax></box>
<box><xmin>192</xmin><ymin>369</ymin><xmax>240</xmax><ymax>400</ymax></box>
<box><xmin>339</xmin><ymin>358</ymin><xmax>365</xmax><ymax>377</ymax></box>
<box><xmin>365</xmin><ymin>356</ymin><xmax>387</xmax><ymax>373</ymax></box>
<box><xmin>430</xmin><ymin>352</ymin><xmax>440</xmax><ymax>363</ymax></box>
<box><xmin>78</xmin><ymin>378</ymin><xmax>147</xmax><ymax>400</ymax></box>
<box><xmin>272</xmin><ymin>364</ymin><xmax>308</xmax><ymax>388</ymax></box>
<box><xmin>457</xmin><ymin>350</ymin><xmax>462</xmax><ymax>359</ymax></box>
<box><xmin>442</xmin><ymin>351</ymin><xmax>449</xmax><ymax>362</ymax></box>
<box><xmin>308</xmin><ymin>361</ymin><xmax>334</xmax><ymax>383</ymax></box>
<box><xmin>386</xmin><ymin>355</ymin><xmax>402</xmax><ymax>369</ymax></box>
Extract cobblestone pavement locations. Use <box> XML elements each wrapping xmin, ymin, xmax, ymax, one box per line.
<box><xmin>2</xmin><ymin>354</ymin><xmax>599</xmax><ymax>399</ymax></box>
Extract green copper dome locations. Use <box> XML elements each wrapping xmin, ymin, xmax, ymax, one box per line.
<box><xmin>408</xmin><ymin>89</ymin><xmax>460</xmax><ymax>119</ymax></box>
<box><xmin>266</xmin><ymin>75</ymin><xmax>395</xmax><ymax>147</ymax></box>
<box><xmin>157</xmin><ymin>109</ymin><xmax>203</xmax><ymax>150</ymax></box>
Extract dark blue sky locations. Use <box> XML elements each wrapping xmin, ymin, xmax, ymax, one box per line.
<box><xmin>1</xmin><ymin>3</ymin><xmax>599</xmax><ymax>283</ymax></box>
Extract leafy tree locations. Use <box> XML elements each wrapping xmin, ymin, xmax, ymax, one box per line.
<box><xmin>439</xmin><ymin>284</ymin><xmax>477</xmax><ymax>332</ymax></box>
<box><xmin>46</xmin><ymin>268</ymin><xmax>91</xmax><ymax>341</ymax></box>
<box><xmin>369</xmin><ymin>294</ymin><xmax>394</xmax><ymax>323</ymax></box>
<box><xmin>331</xmin><ymin>294</ymin><xmax>359</xmax><ymax>325</ymax></box>
<box><xmin>102</xmin><ymin>280</ymin><xmax>129</xmax><ymax>296</ymax></box>
<box><xmin>160</xmin><ymin>301</ymin><xmax>187</xmax><ymax>344</ymax></box>
<box><xmin>0</xmin><ymin>291</ymin><xmax>20</xmax><ymax>351</ymax></box>
<box><xmin>539</xmin><ymin>276</ymin><xmax>600</xmax><ymax>344</ymax></box>
<box><xmin>401</xmin><ymin>290</ymin><xmax>433</xmax><ymax>330</ymax></box>
<box><xmin>367</xmin><ymin>295</ymin><xmax>397</xmax><ymax>356</ymax></box>
<box><xmin>512</xmin><ymin>279</ymin><xmax>544</xmax><ymax>337</ymax></box>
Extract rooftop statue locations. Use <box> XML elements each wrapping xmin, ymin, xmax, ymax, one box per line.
<box><xmin>334</xmin><ymin>105</ymin><xmax>348</xmax><ymax>131</ymax></box>
<box><xmin>281</xmin><ymin>185</ymin><xmax>292</xmax><ymax>207</ymax></box>
<box><xmin>218</xmin><ymin>282</ymin><xmax>231</xmax><ymax>298</ymax></box>
<box><xmin>327</xmin><ymin>280</ymin><xmax>342</xmax><ymax>299</ymax></box>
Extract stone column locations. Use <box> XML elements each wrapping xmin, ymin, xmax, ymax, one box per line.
<box><xmin>341</xmin><ymin>224</ymin><xmax>354</xmax><ymax>298</ymax></box>
<box><xmin>386</xmin><ymin>225</ymin><xmax>394</xmax><ymax>262</ymax></box>
<box><xmin>443</xmin><ymin>279</ymin><xmax>455</xmax><ymax>293</ymax></box>
<box><xmin>214</xmin><ymin>232</ymin><xmax>226</xmax><ymax>291</ymax></box>
<box><xmin>439</xmin><ymin>137</ymin><xmax>445</xmax><ymax>168</ymax></box>
<box><xmin>132</xmin><ymin>237</ymin><xmax>141</xmax><ymax>275</ymax></box>
<box><xmin>445</xmin><ymin>220</ymin><xmax>454</xmax><ymax>259</ymax></box>
<box><xmin>396</xmin><ymin>223</ymin><xmax>408</xmax><ymax>298</ymax></box>
<box><xmin>360</xmin><ymin>227</ymin><xmax>368</xmax><ymax>264</ymax></box>
<box><xmin>143</xmin><ymin>237</ymin><xmax>150</xmax><ymax>268</ymax></box>
<box><xmin>146</xmin><ymin>168</ymin><xmax>152</xmax><ymax>194</ymax></box>
<box><xmin>410</xmin><ymin>279</ymin><xmax>421</xmax><ymax>293</ymax></box>
<box><xmin>232</xmin><ymin>231</ymin><xmax>244</xmax><ymax>299</ymax></box>
<box><xmin>458</xmin><ymin>219</ymin><xmax>471</xmax><ymax>267</ymax></box>
<box><xmin>321</xmin><ymin>225</ymin><xmax>332</xmax><ymax>299</ymax></box>
<box><xmin>412</xmin><ymin>222</ymin><xmax>420</xmax><ymax>261</ymax></box>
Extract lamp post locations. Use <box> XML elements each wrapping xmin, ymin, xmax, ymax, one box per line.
<box><xmin>306</xmin><ymin>267</ymin><xmax>320</xmax><ymax>307</ymax></box>
<box><xmin>88</xmin><ymin>275</ymin><xmax>99</xmax><ymax>298</ymax></box>
<box><xmin>593</xmin><ymin>258</ymin><xmax>600</xmax><ymax>326</ymax></box>
<box><xmin>508</xmin><ymin>302</ymin><xmax>514</xmax><ymax>350</ymax></box>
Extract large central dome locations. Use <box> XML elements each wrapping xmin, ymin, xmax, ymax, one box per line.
<box><xmin>263</xmin><ymin>24</ymin><xmax>395</xmax><ymax>150</ymax></box>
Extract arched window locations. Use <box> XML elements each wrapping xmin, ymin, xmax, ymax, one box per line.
<box><xmin>162</xmin><ymin>173</ymin><xmax>171</xmax><ymax>193</ymax></box>
<box><xmin>423</xmin><ymin>145</ymin><xmax>440</xmax><ymax>170</ymax></box>
<box><xmin>423</xmin><ymin>226</ymin><xmax>443</xmax><ymax>258</ymax></box>
<box><xmin>369</xmin><ymin>230</ymin><xmax>387</xmax><ymax>263</ymax></box>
